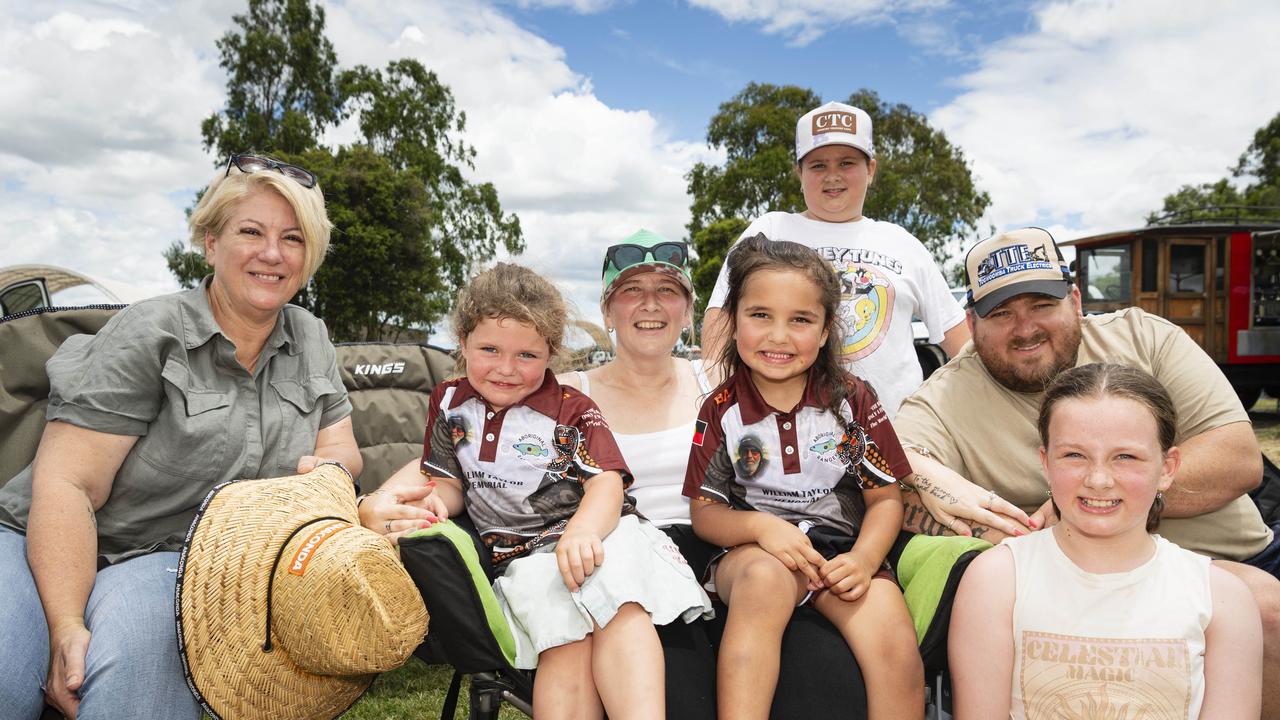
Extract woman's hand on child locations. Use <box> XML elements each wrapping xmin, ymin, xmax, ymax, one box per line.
<box><xmin>556</xmin><ymin>527</ymin><xmax>605</xmax><ymax>592</ymax></box>
<box><xmin>358</xmin><ymin>480</ymin><xmax>442</xmax><ymax>543</ymax></box>
<box><xmin>820</xmin><ymin>550</ymin><xmax>877</xmax><ymax>602</ymax></box>
<box><xmin>757</xmin><ymin>515</ymin><xmax>825</xmax><ymax>589</ymax></box>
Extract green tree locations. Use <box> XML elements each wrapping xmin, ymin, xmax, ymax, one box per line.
<box><xmin>686</xmin><ymin>83</ymin><xmax>990</xmax><ymax>307</ymax></box>
<box><xmin>1150</xmin><ymin>111</ymin><xmax>1280</xmax><ymax>222</ymax></box>
<box><xmin>168</xmin><ymin>0</ymin><xmax>523</xmax><ymax>341</ymax></box>
<box><xmin>200</xmin><ymin>0</ymin><xmax>341</xmax><ymax>158</ymax></box>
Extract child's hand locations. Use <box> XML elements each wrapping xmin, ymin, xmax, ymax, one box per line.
<box><xmin>820</xmin><ymin>549</ymin><xmax>877</xmax><ymax>602</ymax></box>
<box><xmin>555</xmin><ymin>526</ymin><xmax>605</xmax><ymax>592</ymax></box>
<box><xmin>757</xmin><ymin>516</ymin><xmax>825</xmax><ymax>589</ymax></box>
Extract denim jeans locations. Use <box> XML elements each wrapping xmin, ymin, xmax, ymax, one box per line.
<box><xmin>0</xmin><ymin>527</ymin><xmax>202</xmax><ymax>720</ymax></box>
<box><xmin>1245</xmin><ymin>522</ymin><xmax>1280</xmax><ymax>578</ymax></box>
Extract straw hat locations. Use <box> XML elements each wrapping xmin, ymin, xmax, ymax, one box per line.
<box><xmin>176</xmin><ymin>462</ymin><xmax>429</xmax><ymax>720</ymax></box>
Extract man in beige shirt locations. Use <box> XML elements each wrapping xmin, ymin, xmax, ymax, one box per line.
<box><xmin>895</xmin><ymin>227</ymin><xmax>1280</xmax><ymax>717</ymax></box>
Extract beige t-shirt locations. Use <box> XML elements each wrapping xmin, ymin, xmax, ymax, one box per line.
<box><xmin>895</xmin><ymin>307</ymin><xmax>1272</xmax><ymax>560</ymax></box>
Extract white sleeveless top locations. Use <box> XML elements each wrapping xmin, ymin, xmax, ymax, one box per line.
<box><xmin>1006</xmin><ymin>530</ymin><xmax>1212</xmax><ymax>720</ymax></box>
<box><xmin>577</xmin><ymin>360</ymin><xmax>712</xmax><ymax>526</ymax></box>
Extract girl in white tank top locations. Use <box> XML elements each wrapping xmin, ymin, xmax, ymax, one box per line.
<box><xmin>948</xmin><ymin>363</ymin><xmax>1262</xmax><ymax>719</ymax></box>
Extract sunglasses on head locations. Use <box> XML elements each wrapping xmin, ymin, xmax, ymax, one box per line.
<box><xmin>225</xmin><ymin>153</ymin><xmax>317</xmax><ymax>188</ymax></box>
<box><xmin>603</xmin><ymin>241</ymin><xmax>689</xmax><ymax>273</ymax></box>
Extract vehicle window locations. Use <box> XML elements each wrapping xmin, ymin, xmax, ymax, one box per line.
<box><xmin>1168</xmin><ymin>244</ymin><xmax>1205</xmax><ymax>294</ymax></box>
<box><xmin>1079</xmin><ymin>244</ymin><xmax>1132</xmax><ymax>303</ymax></box>
<box><xmin>1255</xmin><ymin>232</ymin><xmax>1280</xmax><ymax>327</ymax></box>
<box><xmin>0</xmin><ymin>281</ymin><xmax>49</xmax><ymax>315</ymax></box>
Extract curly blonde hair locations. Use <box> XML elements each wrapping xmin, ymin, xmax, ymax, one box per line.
<box><xmin>452</xmin><ymin>263</ymin><xmax>567</xmax><ymax>363</ymax></box>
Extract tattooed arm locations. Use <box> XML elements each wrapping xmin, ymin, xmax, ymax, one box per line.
<box><xmin>27</xmin><ymin>421</ymin><xmax>138</xmax><ymax>717</ymax></box>
<box><xmin>901</xmin><ymin>484</ymin><xmax>1002</xmax><ymax>542</ymax></box>
<box><xmin>900</xmin><ymin>449</ymin><xmax>1033</xmax><ymax>538</ymax></box>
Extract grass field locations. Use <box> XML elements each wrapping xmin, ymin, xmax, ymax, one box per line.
<box><xmin>340</xmin><ymin>395</ymin><xmax>1280</xmax><ymax>719</ymax></box>
<box><xmin>344</xmin><ymin>659</ymin><xmax>525</xmax><ymax>720</ymax></box>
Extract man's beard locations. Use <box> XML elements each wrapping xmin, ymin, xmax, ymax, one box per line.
<box><xmin>977</xmin><ymin>323</ymin><xmax>1083</xmax><ymax>393</ymax></box>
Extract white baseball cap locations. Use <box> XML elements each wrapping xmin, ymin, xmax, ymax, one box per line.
<box><xmin>795</xmin><ymin>101</ymin><xmax>874</xmax><ymax>162</ymax></box>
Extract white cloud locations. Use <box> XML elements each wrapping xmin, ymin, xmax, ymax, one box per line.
<box><xmin>0</xmin><ymin>3</ymin><xmax>231</xmax><ymax>296</ymax></box>
<box><xmin>689</xmin><ymin>0</ymin><xmax>947</xmax><ymax>45</ymax></box>
<box><xmin>931</xmin><ymin>0</ymin><xmax>1280</xmax><ymax>241</ymax></box>
<box><xmin>320</xmin><ymin>0</ymin><xmax>718</xmax><ymax>325</ymax></box>
<box><xmin>0</xmin><ymin>0</ymin><xmax>716</xmax><ymax>332</ymax></box>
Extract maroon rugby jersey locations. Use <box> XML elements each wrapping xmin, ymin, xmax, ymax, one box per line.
<box><xmin>423</xmin><ymin>370</ymin><xmax>635</xmax><ymax>566</ymax></box>
<box><xmin>682</xmin><ymin>367</ymin><xmax>909</xmax><ymax>536</ymax></box>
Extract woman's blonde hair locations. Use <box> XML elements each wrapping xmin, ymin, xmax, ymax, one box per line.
<box><xmin>452</xmin><ymin>263</ymin><xmax>568</xmax><ymax>364</ymax></box>
<box><xmin>188</xmin><ymin>160</ymin><xmax>333</xmax><ymax>279</ymax></box>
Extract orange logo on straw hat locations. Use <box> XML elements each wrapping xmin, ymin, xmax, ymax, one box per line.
<box><xmin>288</xmin><ymin>521</ymin><xmax>352</xmax><ymax>576</ymax></box>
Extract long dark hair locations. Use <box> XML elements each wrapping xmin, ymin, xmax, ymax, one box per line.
<box><xmin>716</xmin><ymin>233</ymin><xmax>850</xmax><ymax>416</ymax></box>
<box><xmin>1038</xmin><ymin>363</ymin><xmax>1177</xmax><ymax>532</ymax></box>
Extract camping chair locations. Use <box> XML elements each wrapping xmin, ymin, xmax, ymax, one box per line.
<box><xmin>334</xmin><ymin>340</ymin><xmax>456</xmax><ymax>493</ymax></box>
<box><xmin>0</xmin><ymin>304</ymin><xmax>126</xmax><ymax>487</ymax></box>
<box><xmin>395</xmin><ymin>519</ymin><xmax>990</xmax><ymax>720</ymax></box>
<box><xmin>890</xmin><ymin>532</ymin><xmax>991</xmax><ymax>720</ymax></box>
<box><xmin>399</xmin><ymin>519</ymin><xmax>535</xmax><ymax>720</ymax></box>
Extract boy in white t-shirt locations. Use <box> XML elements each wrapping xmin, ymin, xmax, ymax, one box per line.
<box><xmin>702</xmin><ymin>101</ymin><xmax>969</xmax><ymax>417</ymax></box>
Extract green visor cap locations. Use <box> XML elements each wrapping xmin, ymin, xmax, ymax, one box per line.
<box><xmin>600</xmin><ymin>229</ymin><xmax>695</xmax><ymax>304</ymax></box>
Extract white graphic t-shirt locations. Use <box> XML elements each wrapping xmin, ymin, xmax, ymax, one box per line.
<box><xmin>1005</xmin><ymin>530</ymin><xmax>1211</xmax><ymax>719</ymax></box>
<box><xmin>707</xmin><ymin>213</ymin><xmax>964</xmax><ymax>417</ymax></box>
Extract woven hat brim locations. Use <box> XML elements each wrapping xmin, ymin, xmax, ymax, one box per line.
<box><xmin>176</xmin><ymin>464</ymin><xmax>374</xmax><ymax>720</ymax></box>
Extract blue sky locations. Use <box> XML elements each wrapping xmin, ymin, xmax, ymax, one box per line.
<box><xmin>2</xmin><ymin>0</ymin><xmax>1278</xmax><ymax>333</ymax></box>
<box><xmin>507</xmin><ymin>0</ymin><xmax>1031</xmax><ymax>141</ymax></box>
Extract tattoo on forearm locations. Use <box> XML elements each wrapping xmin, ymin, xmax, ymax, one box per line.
<box><xmin>912</xmin><ymin>474</ymin><xmax>958</xmax><ymax>505</ymax></box>
<box><xmin>901</xmin><ymin>486</ymin><xmax>995</xmax><ymax>539</ymax></box>
<box><xmin>86</xmin><ymin>499</ymin><xmax>96</xmax><ymax>530</ymax></box>
<box><xmin>902</xmin><ymin>489</ymin><xmax>950</xmax><ymax>536</ymax></box>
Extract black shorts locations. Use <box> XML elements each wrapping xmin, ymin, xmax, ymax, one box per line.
<box><xmin>694</xmin><ymin>521</ymin><xmax>897</xmax><ymax>603</ymax></box>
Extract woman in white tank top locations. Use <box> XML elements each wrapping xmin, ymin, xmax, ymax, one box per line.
<box><xmin>949</xmin><ymin>363</ymin><xmax>1261</xmax><ymax>719</ymax></box>
<box><xmin>559</xmin><ymin>229</ymin><xmax>873</xmax><ymax>720</ymax></box>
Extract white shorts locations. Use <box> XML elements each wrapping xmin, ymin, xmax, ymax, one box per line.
<box><xmin>493</xmin><ymin>515</ymin><xmax>714</xmax><ymax>669</ymax></box>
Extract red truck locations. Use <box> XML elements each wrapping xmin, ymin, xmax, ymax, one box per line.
<box><xmin>1062</xmin><ymin>211</ymin><xmax>1280</xmax><ymax>409</ymax></box>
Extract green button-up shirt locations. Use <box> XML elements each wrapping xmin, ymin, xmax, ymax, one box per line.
<box><xmin>0</xmin><ymin>280</ymin><xmax>352</xmax><ymax>564</ymax></box>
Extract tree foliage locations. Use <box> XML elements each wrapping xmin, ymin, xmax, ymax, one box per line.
<box><xmin>170</xmin><ymin>0</ymin><xmax>523</xmax><ymax>341</ymax></box>
<box><xmin>200</xmin><ymin>0</ymin><xmax>341</xmax><ymax>158</ymax></box>
<box><xmin>686</xmin><ymin>83</ymin><xmax>990</xmax><ymax>308</ymax></box>
<box><xmin>1149</xmin><ymin>111</ymin><xmax>1280</xmax><ymax>223</ymax></box>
